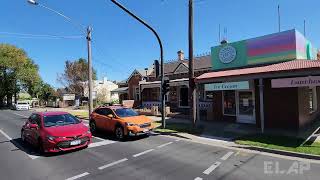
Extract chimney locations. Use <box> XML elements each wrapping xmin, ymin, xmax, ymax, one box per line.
<box><xmin>177</xmin><ymin>50</ymin><xmax>184</xmax><ymax>61</ymax></box>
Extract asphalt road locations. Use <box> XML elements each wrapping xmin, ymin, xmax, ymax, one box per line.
<box><xmin>0</xmin><ymin>109</ymin><xmax>319</xmax><ymax>180</ymax></box>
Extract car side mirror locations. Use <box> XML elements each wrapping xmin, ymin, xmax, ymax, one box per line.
<box><xmin>107</xmin><ymin>114</ymin><xmax>114</xmax><ymax>118</ymax></box>
<box><xmin>30</xmin><ymin>124</ymin><xmax>38</xmax><ymax>129</ymax></box>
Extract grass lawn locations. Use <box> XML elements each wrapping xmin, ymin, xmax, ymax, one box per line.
<box><xmin>69</xmin><ymin>111</ymin><xmax>89</xmax><ymax>119</ymax></box>
<box><xmin>235</xmin><ymin>134</ymin><xmax>320</xmax><ymax>156</ymax></box>
<box><xmin>153</xmin><ymin>122</ymin><xmax>204</xmax><ymax>135</ymax></box>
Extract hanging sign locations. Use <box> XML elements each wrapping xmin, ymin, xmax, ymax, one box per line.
<box><xmin>205</xmin><ymin>81</ymin><xmax>249</xmax><ymax>91</ymax></box>
<box><xmin>271</xmin><ymin>76</ymin><xmax>320</xmax><ymax>88</ymax></box>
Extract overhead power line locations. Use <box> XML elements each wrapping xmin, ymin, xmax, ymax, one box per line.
<box><xmin>0</xmin><ymin>32</ymin><xmax>84</xmax><ymax>39</ymax></box>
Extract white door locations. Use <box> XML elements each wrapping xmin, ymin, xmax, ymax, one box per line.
<box><xmin>236</xmin><ymin>91</ymin><xmax>256</xmax><ymax>124</ymax></box>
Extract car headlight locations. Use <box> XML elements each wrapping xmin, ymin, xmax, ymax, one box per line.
<box><xmin>47</xmin><ymin>135</ymin><xmax>56</xmax><ymax>141</ymax></box>
<box><xmin>126</xmin><ymin>122</ymin><xmax>137</xmax><ymax>126</ymax></box>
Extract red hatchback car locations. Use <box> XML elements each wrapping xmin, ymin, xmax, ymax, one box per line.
<box><xmin>21</xmin><ymin>111</ymin><xmax>92</xmax><ymax>153</ymax></box>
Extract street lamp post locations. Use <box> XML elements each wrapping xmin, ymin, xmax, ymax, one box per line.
<box><xmin>27</xmin><ymin>0</ymin><xmax>94</xmax><ymax>115</ymax></box>
<box><xmin>110</xmin><ymin>0</ymin><xmax>166</xmax><ymax>128</ymax></box>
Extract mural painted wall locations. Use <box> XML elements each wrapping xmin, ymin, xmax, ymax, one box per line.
<box><xmin>211</xmin><ymin>29</ymin><xmax>317</xmax><ymax>70</ymax></box>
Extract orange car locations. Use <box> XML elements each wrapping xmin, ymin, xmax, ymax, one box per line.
<box><xmin>89</xmin><ymin>106</ymin><xmax>153</xmax><ymax>140</ymax></box>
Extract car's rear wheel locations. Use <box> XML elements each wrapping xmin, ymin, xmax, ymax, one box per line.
<box><xmin>89</xmin><ymin>121</ymin><xmax>97</xmax><ymax>134</ymax></box>
<box><xmin>115</xmin><ymin>126</ymin><xmax>125</xmax><ymax>141</ymax></box>
<box><xmin>38</xmin><ymin>139</ymin><xmax>45</xmax><ymax>155</ymax></box>
<box><xmin>21</xmin><ymin>130</ymin><xmax>26</xmax><ymax>142</ymax></box>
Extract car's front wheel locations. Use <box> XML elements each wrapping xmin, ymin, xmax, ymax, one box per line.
<box><xmin>38</xmin><ymin>139</ymin><xmax>45</xmax><ymax>155</ymax></box>
<box><xmin>115</xmin><ymin>126</ymin><xmax>125</xmax><ymax>141</ymax></box>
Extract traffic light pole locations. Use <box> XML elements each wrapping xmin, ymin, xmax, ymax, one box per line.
<box><xmin>110</xmin><ymin>0</ymin><xmax>166</xmax><ymax>128</ymax></box>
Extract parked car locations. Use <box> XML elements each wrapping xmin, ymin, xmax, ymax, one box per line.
<box><xmin>21</xmin><ymin>111</ymin><xmax>92</xmax><ymax>154</ymax></box>
<box><xmin>89</xmin><ymin>106</ymin><xmax>153</xmax><ymax>140</ymax></box>
<box><xmin>14</xmin><ymin>101</ymin><xmax>30</xmax><ymax>110</ymax></box>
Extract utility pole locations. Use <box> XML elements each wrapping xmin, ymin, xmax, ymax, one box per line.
<box><xmin>278</xmin><ymin>5</ymin><xmax>281</xmax><ymax>32</ymax></box>
<box><xmin>110</xmin><ymin>0</ymin><xmax>165</xmax><ymax>128</ymax></box>
<box><xmin>303</xmin><ymin>19</ymin><xmax>306</xmax><ymax>37</ymax></box>
<box><xmin>188</xmin><ymin>0</ymin><xmax>196</xmax><ymax>127</ymax></box>
<box><xmin>87</xmin><ymin>26</ymin><xmax>93</xmax><ymax>114</ymax></box>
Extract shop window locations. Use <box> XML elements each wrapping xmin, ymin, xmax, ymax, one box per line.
<box><xmin>223</xmin><ymin>90</ymin><xmax>236</xmax><ymax>115</ymax></box>
<box><xmin>309</xmin><ymin>87</ymin><xmax>317</xmax><ymax>113</ymax></box>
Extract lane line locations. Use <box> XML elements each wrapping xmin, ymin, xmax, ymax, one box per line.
<box><xmin>0</xmin><ymin>129</ymin><xmax>40</xmax><ymax>160</ymax></box>
<box><xmin>203</xmin><ymin>161</ymin><xmax>221</xmax><ymax>175</ymax></box>
<box><xmin>98</xmin><ymin>158</ymin><xmax>128</xmax><ymax>170</ymax></box>
<box><xmin>92</xmin><ymin>136</ymin><xmax>105</xmax><ymax>141</ymax></box>
<box><xmin>175</xmin><ymin>139</ymin><xmax>181</xmax><ymax>142</ymax></box>
<box><xmin>88</xmin><ymin>140</ymin><xmax>116</xmax><ymax>148</ymax></box>
<box><xmin>66</xmin><ymin>172</ymin><xmax>90</xmax><ymax>180</ymax></box>
<box><xmin>194</xmin><ymin>177</ymin><xmax>203</xmax><ymax>180</ymax></box>
<box><xmin>0</xmin><ymin>129</ymin><xmax>13</xmax><ymax>140</ymax></box>
<box><xmin>157</xmin><ymin>142</ymin><xmax>173</xmax><ymax>148</ymax></box>
<box><xmin>12</xmin><ymin>112</ymin><xmax>29</xmax><ymax>118</ymax></box>
<box><xmin>133</xmin><ymin>149</ymin><xmax>154</xmax><ymax>157</ymax></box>
<box><xmin>220</xmin><ymin>151</ymin><xmax>234</xmax><ymax>161</ymax></box>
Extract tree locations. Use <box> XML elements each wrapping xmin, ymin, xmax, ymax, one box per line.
<box><xmin>57</xmin><ymin>58</ymin><xmax>97</xmax><ymax>96</ymax></box>
<box><xmin>0</xmin><ymin>44</ymin><xmax>42</xmax><ymax>106</ymax></box>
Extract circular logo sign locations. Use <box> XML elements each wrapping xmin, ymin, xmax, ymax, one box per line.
<box><xmin>218</xmin><ymin>45</ymin><xmax>237</xmax><ymax>64</ymax></box>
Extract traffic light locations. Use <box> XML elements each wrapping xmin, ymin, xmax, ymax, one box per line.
<box><xmin>154</xmin><ymin>60</ymin><xmax>160</xmax><ymax>78</ymax></box>
<box><xmin>162</xmin><ymin>79</ymin><xmax>170</xmax><ymax>94</ymax></box>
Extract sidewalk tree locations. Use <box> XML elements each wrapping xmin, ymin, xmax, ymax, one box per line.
<box><xmin>57</xmin><ymin>58</ymin><xmax>97</xmax><ymax>96</ymax></box>
<box><xmin>0</xmin><ymin>44</ymin><xmax>42</xmax><ymax>106</ymax></box>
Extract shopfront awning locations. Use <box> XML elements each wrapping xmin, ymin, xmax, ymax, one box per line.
<box><xmin>196</xmin><ymin>60</ymin><xmax>320</xmax><ymax>83</ymax></box>
<box><xmin>111</xmin><ymin>87</ymin><xmax>128</xmax><ymax>94</ymax></box>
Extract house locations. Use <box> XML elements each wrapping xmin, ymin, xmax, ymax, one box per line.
<box><xmin>83</xmin><ymin>77</ymin><xmax>119</xmax><ymax>104</ymax></box>
<box><xmin>111</xmin><ymin>66</ymin><xmax>153</xmax><ymax>107</ymax></box>
<box><xmin>139</xmin><ymin>50</ymin><xmax>212</xmax><ymax>113</ymax></box>
<box><xmin>195</xmin><ymin>29</ymin><xmax>320</xmax><ymax>131</ymax></box>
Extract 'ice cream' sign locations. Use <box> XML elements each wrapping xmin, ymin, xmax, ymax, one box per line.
<box><xmin>205</xmin><ymin>81</ymin><xmax>249</xmax><ymax>91</ymax></box>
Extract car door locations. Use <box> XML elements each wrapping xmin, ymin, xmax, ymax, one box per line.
<box><xmin>24</xmin><ymin>114</ymin><xmax>36</xmax><ymax>143</ymax></box>
<box><xmin>29</xmin><ymin>114</ymin><xmax>41</xmax><ymax>145</ymax></box>
<box><xmin>103</xmin><ymin>108</ymin><xmax>116</xmax><ymax>132</ymax></box>
<box><xmin>92</xmin><ymin>108</ymin><xmax>105</xmax><ymax>130</ymax></box>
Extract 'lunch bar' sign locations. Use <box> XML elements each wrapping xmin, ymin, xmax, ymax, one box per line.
<box><xmin>272</xmin><ymin>76</ymin><xmax>320</xmax><ymax>88</ymax></box>
<box><xmin>205</xmin><ymin>81</ymin><xmax>249</xmax><ymax>91</ymax></box>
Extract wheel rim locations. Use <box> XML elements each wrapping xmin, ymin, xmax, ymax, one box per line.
<box><xmin>90</xmin><ymin>122</ymin><xmax>96</xmax><ymax>132</ymax></box>
<box><xmin>21</xmin><ymin>131</ymin><xmax>25</xmax><ymax>142</ymax></box>
<box><xmin>116</xmin><ymin>128</ymin><xmax>123</xmax><ymax>139</ymax></box>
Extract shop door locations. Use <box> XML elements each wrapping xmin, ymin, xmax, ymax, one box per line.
<box><xmin>236</xmin><ymin>91</ymin><xmax>256</xmax><ymax>124</ymax></box>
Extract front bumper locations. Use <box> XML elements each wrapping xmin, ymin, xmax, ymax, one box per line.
<box><xmin>127</xmin><ymin>126</ymin><xmax>153</xmax><ymax>136</ymax></box>
<box><xmin>43</xmin><ymin>135</ymin><xmax>92</xmax><ymax>153</ymax></box>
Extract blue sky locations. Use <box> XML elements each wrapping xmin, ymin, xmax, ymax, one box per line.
<box><xmin>1</xmin><ymin>0</ymin><xmax>319</xmax><ymax>88</ymax></box>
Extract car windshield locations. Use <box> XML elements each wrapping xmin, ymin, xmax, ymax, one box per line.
<box><xmin>44</xmin><ymin>114</ymin><xmax>81</xmax><ymax>127</ymax></box>
<box><xmin>115</xmin><ymin>108</ymin><xmax>138</xmax><ymax>117</ymax></box>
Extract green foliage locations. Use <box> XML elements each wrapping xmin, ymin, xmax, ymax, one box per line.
<box><xmin>0</xmin><ymin>43</ymin><xmax>44</xmax><ymax>106</ymax></box>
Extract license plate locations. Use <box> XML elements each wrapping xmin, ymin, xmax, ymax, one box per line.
<box><xmin>70</xmin><ymin>140</ymin><xmax>81</xmax><ymax>146</ymax></box>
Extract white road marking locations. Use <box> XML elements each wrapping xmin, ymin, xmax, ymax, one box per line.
<box><xmin>220</xmin><ymin>151</ymin><xmax>234</xmax><ymax>161</ymax></box>
<box><xmin>66</xmin><ymin>172</ymin><xmax>90</xmax><ymax>180</ymax></box>
<box><xmin>0</xmin><ymin>129</ymin><xmax>12</xmax><ymax>140</ymax></box>
<box><xmin>88</xmin><ymin>140</ymin><xmax>116</xmax><ymax>148</ymax></box>
<box><xmin>175</xmin><ymin>139</ymin><xmax>181</xmax><ymax>142</ymax></box>
<box><xmin>133</xmin><ymin>149</ymin><xmax>154</xmax><ymax>157</ymax></box>
<box><xmin>13</xmin><ymin>112</ymin><xmax>29</xmax><ymax>118</ymax></box>
<box><xmin>157</xmin><ymin>142</ymin><xmax>173</xmax><ymax>148</ymax></box>
<box><xmin>194</xmin><ymin>177</ymin><xmax>203</xmax><ymax>180</ymax></box>
<box><xmin>98</xmin><ymin>158</ymin><xmax>128</xmax><ymax>170</ymax></box>
<box><xmin>0</xmin><ymin>129</ymin><xmax>40</xmax><ymax>160</ymax></box>
<box><xmin>203</xmin><ymin>161</ymin><xmax>221</xmax><ymax>175</ymax></box>
<box><xmin>92</xmin><ymin>136</ymin><xmax>105</xmax><ymax>141</ymax></box>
